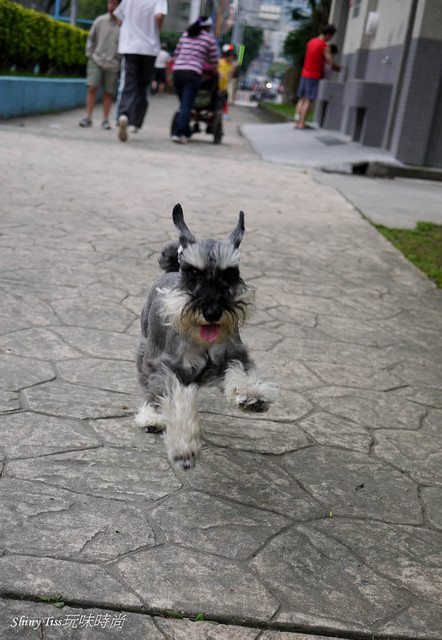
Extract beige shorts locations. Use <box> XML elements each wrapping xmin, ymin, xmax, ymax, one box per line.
<box><xmin>86</xmin><ymin>58</ymin><xmax>119</xmax><ymax>95</ymax></box>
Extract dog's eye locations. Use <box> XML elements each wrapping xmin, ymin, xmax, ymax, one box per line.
<box><xmin>221</xmin><ymin>267</ymin><xmax>239</xmax><ymax>285</ymax></box>
<box><xmin>184</xmin><ymin>266</ymin><xmax>201</xmax><ymax>280</ymax></box>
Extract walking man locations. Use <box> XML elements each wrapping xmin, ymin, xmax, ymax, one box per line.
<box><xmin>79</xmin><ymin>0</ymin><xmax>121</xmax><ymax>130</ymax></box>
<box><xmin>294</xmin><ymin>24</ymin><xmax>341</xmax><ymax>130</ymax></box>
<box><xmin>114</xmin><ymin>0</ymin><xmax>168</xmax><ymax>141</ymax></box>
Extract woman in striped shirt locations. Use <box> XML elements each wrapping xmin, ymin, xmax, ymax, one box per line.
<box><xmin>171</xmin><ymin>16</ymin><xmax>219</xmax><ymax>143</ymax></box>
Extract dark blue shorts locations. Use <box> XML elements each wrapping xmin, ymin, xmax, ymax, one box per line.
<box><xmin>297</xmin><ymin>76</ymin><xmax>319</xmax><ymax>100</ymax></box>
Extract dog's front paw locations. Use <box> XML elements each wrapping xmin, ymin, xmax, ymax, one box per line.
<box><xmin>168</xmin><ymin>440</ymin><xmax>200</xmax><ymax>471</ymax></box>
<box><xmin>172</xmin><ymin>450</ymin><xmax>198</xmax><ymax>470</ymax></box>
<box><xmin>135</xmin><ymin>402</ymin><xmax>165</xmax><ymax>430</ymax></box>
<box><xmin>238</xmin><ymin>396</ymin><xmax>270</xmax><ymax>413</ymax></box>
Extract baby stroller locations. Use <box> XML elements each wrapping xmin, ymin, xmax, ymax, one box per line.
<box><xmin>170</xmin><ymin>70</ymin><xmax>225</xmax><ymax>144</ymax></box>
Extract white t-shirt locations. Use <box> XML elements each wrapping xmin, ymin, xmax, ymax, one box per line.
<box><xmin>155</xmin><ymin>49</ymin><xmax>171</xmax><ymax>69</ymax></box>
<box><xmin>114</xmin><ymin>0</ymin><xmax>168</xmax><ymax>56</ymax></box>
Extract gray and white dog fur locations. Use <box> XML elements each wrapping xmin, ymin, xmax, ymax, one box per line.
<box><xmin>135</xmin><ymin>204</ymin><xmax>279</xmax><ymax>469</ymax></box>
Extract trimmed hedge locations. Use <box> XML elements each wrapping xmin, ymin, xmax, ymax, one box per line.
<box><xmin>0</xmin><ymin>0</ymin><xmax>87</xmax><ymax>75</ymax></box>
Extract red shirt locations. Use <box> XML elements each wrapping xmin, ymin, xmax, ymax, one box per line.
<box><xmin>301</xmin><ymin>37</ymin><xmax>328</xmax><ymax>80</ymax></box>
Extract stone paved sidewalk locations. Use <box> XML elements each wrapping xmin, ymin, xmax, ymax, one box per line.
<box><xmin>0</xmin><ymin>95</ymin><xmax>441</xmax><ymax>640</ymax></box>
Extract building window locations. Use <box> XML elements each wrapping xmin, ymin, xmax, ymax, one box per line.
<box><xmin>352</xmin><ymin>0</ymin><xmax>361</xmax><ymax>18</ymax></box>
<box><xmin>180</xmin><ymin>2</ymin><xmax>190</xmax><ymax>19</ymax></box>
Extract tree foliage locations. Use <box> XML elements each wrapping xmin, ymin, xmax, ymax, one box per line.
<box><xmin>242</xmin><ymin>26</ymin><xmax>264</xmax><ymax>74</ymax></box>
<box><xmin>160</xmin><ymin>30</ymin><xmax>181</xmax><ymax>54</ymax></box>
<box><xmin>283</xmin><ymin>0</ymin><xmax>331</xmax><ymax>67</ymax></box>
<box><xmin>77</xmin><ymin>0</ymin><xmax>107</xmax><ymax>20</ymax></box>
<box><xmin>222</xmin><ymin>25</ymin><xmax>264</xmax><ymax>75</ymax></box>
<box><xmin>0</xmin><ymin>0</ymin><xmax>87</xmax><ymax>74</ymax></box>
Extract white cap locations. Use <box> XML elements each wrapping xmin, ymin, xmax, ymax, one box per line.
<box><xmin>199</xmin><ymin>17</ymin><xmax>212</xmax><ymax>27</ymax></box>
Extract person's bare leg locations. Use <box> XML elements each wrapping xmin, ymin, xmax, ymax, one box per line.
<box><xmin>294</xmin><ymin>98</ymin><xmax>305</xmax><ymax>125</ymax></box>
<box><xmin>85</xmin><ymin>86</ymin><xmax>98</xmax><ymax>118</ymax></box>
<box><xmin>297</xmin><ymin>98</ymin><xmax>311</xmax><ymax>128</ymax></box>
<box><xmin>102</xmin><ymin>92</ymin><xmax>113</xmax><ymax>120</ymax></box>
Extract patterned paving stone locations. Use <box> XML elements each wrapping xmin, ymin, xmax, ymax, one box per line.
<box><xmin>282</xmin><ymin>446</ymin><xmax>422</xmax><ymax>523</ymax></box>
<box><xmin>0</xmin><ymin>478</ymin><xmax>156</xmax><ymax>561</ymax></box>
<box><xmin>0</xmin><ymin>600</ymin><xmax>163</xmax><ymax>640</ymax></box>
<box><xmin>421</xmin><ymin>486</ymin><xmax>442</xmax><ymax>530</ymax></box>
<box><xmin>0</xmin><ymin>326</ymin><xmax>82</xmax><ymax>360</ymax></box>
<box><xmin>114</xmin><ymin>546</ymin><xmax>279</xmax><ymax>623</ymax></box>
<box><xmin>175</xmin><ymin>447</ymin><xmax>325</xmax><ymax>519</ymax></box>
<box><xmin>0</xmin><ymin>292</ymin><xmax>58</xmax><ymax>334</ymax></box>
<box><xmin>373</xmin><ymin>411</ymin><xmax>442</xmax><ymax>485</ymax></box>
<box><xmin>198</xmin><ymin>386</ymin><xmax>312</xmax><ymax>423</ymax></box>
<box><xmin>53</xmin><ymin>326</ymin><xmax>137</xmax><ymax>360</ymax></box>
<box><xmin>0</xmin><ymin>412</ymin><xmax>101</xmax><ymax>459</ymax></box>
<box><xmin>250</xmin><ymin>525</ymin><xmax>406</xmax><ymax>630</ymax></box>
<box><xmin>377</xmin><ymin>600</ymin><xmax>442</xmax><ymax>640</ymax></box>
<box><xmin>306</xmin><ymin>386</ymin><xmax>427</xmax><ymax>430</ymax></box>
<box><xmin>202</xmin><ymin>412</ymin><xmax>311</xmax><ymax>454</ymax></box>
<box><xmin>0</xmin><ymin>389</ymin><xmax>20</xmax><ymax>412</ymax></box>
<box><xmin>0</xmin><ymin>354</ymin><xmax>54</xmax><ymax>391</ymax></box>
<box><xmin>5</xmin><ymin>447</ymin><xmax>181</xmax><ymax>502</ymax></box>
<box><xmin>0</xmin><ymin>556</ymin><xmax>142</xmax><ymax>609</ymax></box>
<box><xmin>155</xmin><ymin>618</ymin><xmax>260</xmax><ymax>639</ymax></box>
<box><xmin>23</xmin><ymin>380</ymin><xmax>137</xmax><ymax>419</ymax></box>
<box><xmin>149</xmin><ymin>491</ymin><xmax>289</xmax><ymax>559</ymax></box>
<box><xmin>313</xmin><ymin>519</ymin><xmax>442</xmax><ymax>602</ymax></box>
<box><xmin>306</xmin><ymin>362</ymin><xmax>404</xmax><ymax>391</ymax></box>
<box><xmin>296</xmin><ymin>411</ymin><xmax>371</xmax><ymax>452</ymax></box>
<box><xmin>90</xmin><ymin>416</ymin><xmax>164</xmax><ymax>451</ymax></box>
<box><xmin>57</xmin><ymin>358</ymin><xmax>140</xmax><ymax>394</ymax></box>
<box><xmin>51</xmin><ymin>297</ymin><xmax>136</xmax><ymax>332</ymax></box>
<box><xmin>1</xmin><ymin>99</ymin><xmax>441</xmax><ymax>640</ymax></box>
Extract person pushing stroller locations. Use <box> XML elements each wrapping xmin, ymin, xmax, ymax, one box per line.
<box><xmin>171</xmin><ymin>16</ymin><xmax>219</xmax><ymax>144</ymax></box>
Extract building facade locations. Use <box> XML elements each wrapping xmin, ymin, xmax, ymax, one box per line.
<box><xmin>315</xmin><ymin>0</ymin><xmax>442</xmax><ymax>168</ymax></box>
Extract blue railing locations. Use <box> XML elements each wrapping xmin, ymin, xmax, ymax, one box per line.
<box><xmin>53</xmin><ymin>0</ymin><xmax>93</xmax><ymax>26</ymax></box>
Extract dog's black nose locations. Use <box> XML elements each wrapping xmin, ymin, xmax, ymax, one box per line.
<box><xmin>203</xmin><ymin>306</ymin><xmax>222</xmax><ymax>323</ymax></box>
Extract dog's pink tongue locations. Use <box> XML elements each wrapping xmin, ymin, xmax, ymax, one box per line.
<box><xmin>199</xmin><ymin>324</ymin><xmax>221</xmax><ymax>343</ymax></box>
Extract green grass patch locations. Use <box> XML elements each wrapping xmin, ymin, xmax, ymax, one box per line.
<box><xmin>374</xmin><ymin>222</ymin><xmax>442</xmax><ymax>287</ymax></box>
<box><xmin>260</xmin><ymin>102</ymin><xmax>314</xmax><ymax>122</ymax></box>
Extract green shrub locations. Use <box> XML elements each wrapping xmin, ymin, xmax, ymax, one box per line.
<box><xmin>0</xmin><ymin>0</ymin><xmax>87</xmax><ymax>75</ymax></box>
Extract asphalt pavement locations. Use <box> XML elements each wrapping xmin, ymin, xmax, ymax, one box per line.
<box><xmin>0</xmin><ymin>93</ymin><xmax>441</xmax><ymax>640</ymax></box>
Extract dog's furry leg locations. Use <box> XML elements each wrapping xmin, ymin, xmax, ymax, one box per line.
<box><xmin>224</xmin><ymin>361</ymin><xmax>279</xmax><ymax>412</ymax></box>
<box><xmin>135</xmin><ymin>402</ymin><xmax>165</xmax><ymax>433</ymax></box>
<box><xmin>160</xmin><ymin>373</ymin><xmax>201</xmax><ymax>470</ymax></box>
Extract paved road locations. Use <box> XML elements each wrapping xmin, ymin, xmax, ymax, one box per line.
<box><xmin>0</xmin><ymin>94</ymin><xmax>441</xmax><ymax>640</ymax></box>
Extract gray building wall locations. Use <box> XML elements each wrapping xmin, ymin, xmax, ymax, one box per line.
<box><xmin>317</xmin><ymin>0</ymin><xmax>442</xmax><ymax>168</ymax></box>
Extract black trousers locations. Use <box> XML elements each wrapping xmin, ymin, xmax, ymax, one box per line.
<box><xmin>116</xmin><ymin>54</ymin><xmax>156</xmax><ymax>128</ymax></box>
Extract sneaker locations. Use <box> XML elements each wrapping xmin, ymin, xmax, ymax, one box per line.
<box><xmin>79</xmin><ymin>116</ymin><xmax>92</xmax><ymax>128</ymax></box>
<box><xmin>171</xmin><ymin>135</ymin><xmax>185</xmax><ymax>144</ymax></box>
<box><xmin>128</xmin><ymin>125</ymin><xmax>139</xmax><ymax>134</ymax></box>
<box><xmin>117</xmin><ymin>115</ymin><xmax>129</xmax><ymax>142</ymax></box>
<box><xmin>101</xmin><ymin>119</ymin><xmax>111</xmax><ymax>130</ymax></box>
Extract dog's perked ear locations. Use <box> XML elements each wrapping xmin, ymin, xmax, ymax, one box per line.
<box><xmin>228</xmin><ymin>211</ymin><xmax>245</xmax><ymax>249</ymax></box>
<box><xmin>172</xmin><ymin>204</ymin><xmax>196</xmax><ymax>248</ymax></box>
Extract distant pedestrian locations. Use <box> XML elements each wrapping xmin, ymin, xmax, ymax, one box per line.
<box><xmin>114</xmin><ymin>0</ymin><xmax>168</xmax><ymax>142</ymax></box>
<box><xmin>228</xmin><ymin>51</ymin><xmax>239</xmax><ymax>105</ymax></box>
<box><xmin>171</xmin><ymin>16</ymin><xmax>219</xmax><ymax>144</ymax></box>
<box><xmin>294</xmin><ymin>24</ymin><xmax>341</xmax><ymax>130</ymax></box>
<box><xmin>79</xmin><ymin>0</ymin><xmax>121</xmax><ymax>131</ymax></box>
<box><xmin>152</xmin><ymin>43</ymin><xmax>171</xmax><ymax>96</ymax></box>
<box><xmin>218</xmin><ymin>44</ymin><xmax>235</xmax><ymax>120</ymax></box>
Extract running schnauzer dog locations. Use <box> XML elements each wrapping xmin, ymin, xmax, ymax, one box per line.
<box><xmin>135</xmin><ymin>204</ymin><xmax>279</xmax><ymax>469</ymax></box>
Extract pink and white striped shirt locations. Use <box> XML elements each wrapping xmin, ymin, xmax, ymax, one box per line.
<box><xmin>173</xmin><ymin>31</ymin><xmax>219</xmax><ymax>75</ymax></box>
